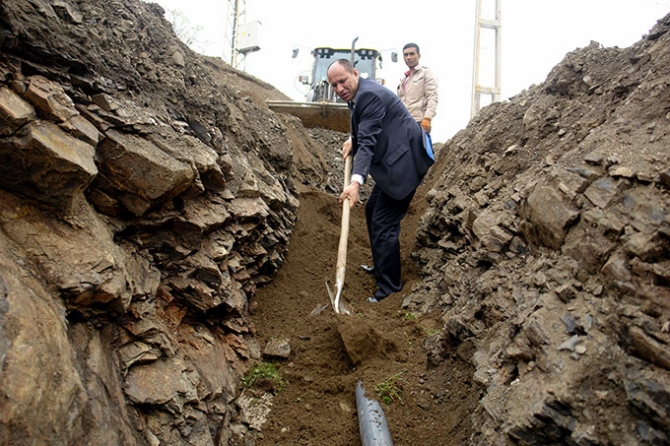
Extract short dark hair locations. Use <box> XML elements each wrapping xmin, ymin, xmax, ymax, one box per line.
<box><xmin>403</xmin><ymin>43</ymin><xmax>420</xmax><ymax>54</ymax></box>
<box><xmin>327</xmin><ymin>58</ymin><xmax>354</xmax><ymax>73</ymax></box>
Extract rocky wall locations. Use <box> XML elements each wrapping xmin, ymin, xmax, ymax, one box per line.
<box><xmin>0</xmin><ymin>0</ymin><xmax>314</xmax><ymax>444</ymax></box>
<box><xmin>408</xmin><ymin>16</ymin><xmax>670</xmax><ymax>445</ymax></box>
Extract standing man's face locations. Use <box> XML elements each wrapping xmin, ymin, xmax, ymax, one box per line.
<box><xmin>403</xmin><ymin>47</ymin><xmax>421</xmax><ymax>69</ymax></box>
<box><xmin>327</xmin><ymin>64</ymin><xmax>360</xmax><ymax>102</ymax></box>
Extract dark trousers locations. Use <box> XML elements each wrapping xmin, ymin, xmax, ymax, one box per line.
<box><xmin>365</xmin><ymin>184</ymin><xmax>416</xmax><ymax>299</ymax></box>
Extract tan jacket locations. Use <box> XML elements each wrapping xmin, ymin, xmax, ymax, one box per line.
<box><xmin>397</xmin><ymin>64</ymin><xmax>439</xmax><ymax>122</ymax></box>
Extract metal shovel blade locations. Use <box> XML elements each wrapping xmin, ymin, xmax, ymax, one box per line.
<box><xmin>325</xmin><ymin>279</ymin><xmax>350</xmax><ymax>315</ymax></box>
<box><xmin>326</xmin><ymin>279</ymin><xmax>336</xmax><ymax>309</ymax></box>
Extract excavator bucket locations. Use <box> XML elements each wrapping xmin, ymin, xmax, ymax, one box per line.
<box><xmin>267</xmin><ymin>100</ymin><xmax>350</xmax><ymax>133</ymax></box>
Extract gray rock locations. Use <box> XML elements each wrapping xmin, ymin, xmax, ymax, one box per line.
<box><xmin>0</xmin><ymin>85</ymin><xmax>36</xmax><ymax>135</ymax></box>
<box><xmin>521</xmin><ymin>185</ymin><xmax>580</xmax><ymax>249</ymax></box>
<box><xmin>0</xmin><ymin>121</ymin><xmax>97</xmax><ymax>209</ymax></box>
<box><xmin>263</xmin><ymin>338</ymin><xmax>291</xmax><ymax>359</ymax></box>
<box><xmin>94</xmin><ymin>129</ymin><xmax>195</xmax><ymax>216</ymax></box>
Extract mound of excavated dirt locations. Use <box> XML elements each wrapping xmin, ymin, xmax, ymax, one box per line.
<box><xmin>406</xmin><ymin>16</ymin><xmax>670</xmax><ymax>445</ymax></box>
<box><xmin>336</xmin><ymin>314</ymin><xmax>401</xmax><ymax>366</ymax></box>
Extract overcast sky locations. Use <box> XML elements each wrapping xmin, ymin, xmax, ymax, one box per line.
<box><xmin>148</xmin><ymin>0</ymin><xmax>670</xmax><ymax>143</ymax></box>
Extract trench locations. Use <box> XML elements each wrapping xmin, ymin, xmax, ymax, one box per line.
<box><xmin>247</xmin><ymin>182</ymin><xmax>480</xmax><ymax>445</ymax></box>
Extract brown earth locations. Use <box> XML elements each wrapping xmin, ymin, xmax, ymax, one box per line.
<box><xmin>247</xmin><ymin>173</ymin><xmax>479</xmax><ymax>445</ymax></box>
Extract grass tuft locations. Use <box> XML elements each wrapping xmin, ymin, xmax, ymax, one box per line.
<box><xmin>374</xmin><ymin>372</ymin><xmax>407</xmax><ymax>405</ymax></box>
<box><xmin>242</xmin><ymin>362</ymin><xmax>285</xmax><ymax>394</ymax></box>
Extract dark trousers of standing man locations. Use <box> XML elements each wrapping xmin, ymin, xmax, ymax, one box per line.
<box><xmin>365</xmin><ymin>184</ymin><xmax>416</xmax><ymax>300</ymax></box>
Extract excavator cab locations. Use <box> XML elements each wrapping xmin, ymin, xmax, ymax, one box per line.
<box><xmin>268</xmin><ymin>45</ymin><xmax>397</xmax><ymax>132</ymax></box>
<box><xmin>305</xmin><ymin>47</ymin><xmax>385</xmax><ymax>102</ymax></box>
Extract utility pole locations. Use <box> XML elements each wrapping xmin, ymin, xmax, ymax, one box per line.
<box><xmin>471</xmin><ymin>0</ymin><xmax>502</xmax><ymax>118</ymax></box>
<box><xmin>223</xmin><ymin>0</ymin><xmax>259</xmax><ymax>70</ymax></box>
<box><xmin>224</xmin><ymin>0</ymin><xmax>245</xmax><ymax>68</ymax></box>
<box><xmin>230</xmin><ymin>0</ymin><xmax>240</xmax><ymax>67</ymax></box>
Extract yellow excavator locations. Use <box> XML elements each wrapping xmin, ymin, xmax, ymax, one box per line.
<box><xmin>268</xmin><ymin>38</ymin><xmax>397</xmax><ymax>133</ymax></box>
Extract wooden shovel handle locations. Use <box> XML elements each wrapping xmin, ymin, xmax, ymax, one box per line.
<box><xmin>336</xmin><ymin>155</ymin><xmax>352</xmax><ymax>277</ymax></box>
<box><xmin>343</xmin><ymin>154</ymin><xmax>352</xmax><ymax>187</ymax></box>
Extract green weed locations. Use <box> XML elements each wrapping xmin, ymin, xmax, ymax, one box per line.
<box><xmin>374</xmin><ymin>372</ymin><xmax>407</xmax><ymax>405</ymax></box>
<box><xmin>399</xmin><ymin>311</ymin><xmax>418</xmax><ymax>322</ymax></box>
<box><xmin>399</xmin><ymin>310</ymin><xmax>441</xmax><ymax>338</ymax></box>
<box><xmin>242</xmin><ymin>362</ymin><xmax>285</xmax><ymax>394</ymax></box>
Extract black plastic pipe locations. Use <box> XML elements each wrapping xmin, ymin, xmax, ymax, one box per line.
<box><xmin>355</xmin><ymin>380</ymin><xmax>393</xmax><ymax>446</ymax></box>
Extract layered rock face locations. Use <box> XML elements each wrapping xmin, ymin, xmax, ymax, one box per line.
<box><xmin>409</xmin><ymin>16</ymin><xmax>670</xmax><ymax>445</ymax></box>
<box><xmin>0</xmin><ymin>0</ymin><xmax>316</xmax><ymax>444</ymax></box>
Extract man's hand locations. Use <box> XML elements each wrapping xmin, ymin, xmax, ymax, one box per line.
<box><xmin>421</xmin><ymin>117</ymin><xmax>432</xmax><ymax>132</ymax></box>
<box><xmin>339</xmin><ymin>181</ymin><xmax>360</xmax><ymax>209</ymax></box>
<box><xmin>342</xmin><ymin>138</ymin><xmax>352</xmax><ymax>159</ymax></box>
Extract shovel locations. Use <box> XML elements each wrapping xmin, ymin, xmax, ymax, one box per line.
<box><xmin>326</xmin><ymin>154</ymin><xmax>352</xmax><ymax>315</ymax></box>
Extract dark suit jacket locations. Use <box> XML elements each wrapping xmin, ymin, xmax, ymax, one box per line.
<box><xmin>350</xmin><ymin>78</ymin><xmax>434</xmax><ymax>200</ymax></box>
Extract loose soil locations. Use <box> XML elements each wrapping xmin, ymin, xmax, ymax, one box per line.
<box><xmin>249</xmin><ymin>177</ymin><xmax>480</xmax><ymax>445</ymax></box>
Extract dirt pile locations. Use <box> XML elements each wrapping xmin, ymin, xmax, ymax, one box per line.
<box><xmin>406</xmin><ymin>16</ymin><xmax>670</xmax><ymax>445</ymax></box>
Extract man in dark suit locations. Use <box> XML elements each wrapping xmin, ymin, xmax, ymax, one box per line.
<box><xmin>327</xmin><ymin>58</ymin><xmax>435</xmax><ymax>303</ymax></box>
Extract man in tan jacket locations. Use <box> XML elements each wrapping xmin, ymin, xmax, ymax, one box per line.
<box><xmin>397</xmin><ymin>43</ymin><xmax>439</xmax><ymax>133</ymax></box>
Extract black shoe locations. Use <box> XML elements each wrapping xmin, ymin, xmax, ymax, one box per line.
<box><xmin>360</xmin><ymin>264</ymin><xmax>375</xmax><ymax>274</ymax></box>
<box><xmin>367</xmin><ymin>291</ymin><xmax>388</xmax><ymax>303</ymax></box>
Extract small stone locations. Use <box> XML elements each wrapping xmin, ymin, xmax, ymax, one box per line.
<box><xmin>263</xmin><ymin>338</ymin><xmax>291</xmax><ymax>359</ymax></box>
<box><xmin>417</xmin><ymin>400</ymin><xmax>431</xmax><ymax>412</ymax></box>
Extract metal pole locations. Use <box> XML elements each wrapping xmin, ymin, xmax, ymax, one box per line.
<box><xmin>230</xmin><ymin>0</ymin><xmax>239</xmax><ymax>67</ymax></box>
<box><xmin>494</xmin><ymin>0</ymin><xmax>502</xmax><ymax>103</ymax></box>
<box><xmin>471</xmin><ymin>0</ymin><xmax>502</xmax><ymax>117</ymax></box>
<box><xmin>471</xmin><ymin>0</ymin><xmax>482</xmax><ymax>118</ymax></box>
